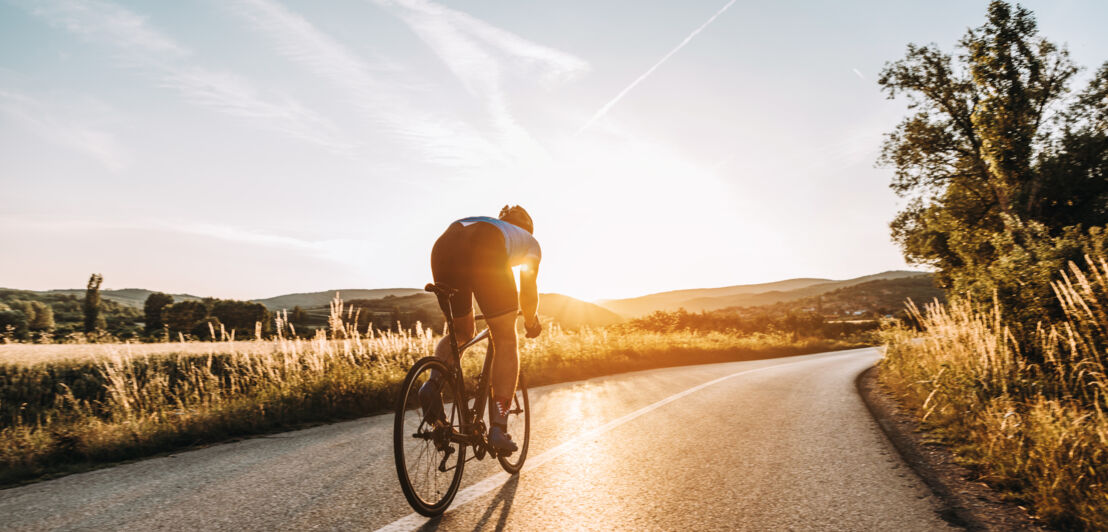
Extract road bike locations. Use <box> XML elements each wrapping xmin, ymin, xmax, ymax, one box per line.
<box><xmin>392</xmin><ymin>283</ymin><xmax>531</xmax><ymax>516</ymax></box>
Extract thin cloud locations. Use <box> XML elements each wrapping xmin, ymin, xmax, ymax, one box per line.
<box><xmin>229</xmin><ymin>0</ymin><xmax>498</xmax><ymax>167</ymax></box>
<box><xmin>157</xmin><ymin>66</ymin><xmax>350</xmax><ymax>152</ymax></box>
<box><xmin>4</xmin><ymin>215</ymin><xmax>376</xmax><ymax>268</ymax></box>
<box><xmin>18</xmin><ymin>0</ymin><xmax>351</xmax><ymax>153</ymax></box>
<box><xmin>577</xmin><ymin>0</ymin><xmax>738</xmax><ymax>134</ymax></box>
<box><xmin>373</xmin><ymin>0</ymin><xmax>589</xmax><ymax>163</ymax></box>
<box><xmin>0</xmin><ymin>90</ymin><xmax>131</xmax><ymax>172</ymax></box>
<box><xmin>23</xmin><ymin>0</ymin><xmax>187</xmax><ymax>58</ymax></box>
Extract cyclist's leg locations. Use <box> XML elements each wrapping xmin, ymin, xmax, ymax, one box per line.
<box><xmin>483</xmin><ymin>311</ymin><xmax>519</xmax><ymax>453</ymax></box>
<box><xmin>465</xmin><ymin>222</ymin><xmax>520</xmax><ymax>452</ymax></box>
<box><xmin>485</xmin><ymin>312</ymin><xmax>519</xmax><ymax>400</ymax></box>
<box><xmin>434</xmin><ymin>310</ymin><xmax>474</xmax><ymax>362</ymax></box>
<box><xmin>420</xmin><ymin>310</ymin><xmax>472</xmax><ymax>425</ymax></box>
<box><xmin>424</xmin><ymin>226</ymin><xmax>476</xmax><ymax>423</ymax></box>
<box><xmin>473</xmin><ymin>279</ymin><xmax>520</xmax><ymax>452</ymax></box>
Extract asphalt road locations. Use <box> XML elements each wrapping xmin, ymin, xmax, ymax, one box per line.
<box><xmin>0</xmin><ymin>348</ymin><xmax>957</xmax><ymax>531</ymax></box>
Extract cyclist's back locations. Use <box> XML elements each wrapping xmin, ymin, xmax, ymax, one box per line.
<box><xmin>431</xmin><ymin>215</ymin><xmax>540</xmax><ymax>321</ymax></box>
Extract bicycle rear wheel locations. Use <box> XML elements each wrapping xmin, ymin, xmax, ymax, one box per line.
<box><xmin>497</xmin><ymin>374</ymin><xmax>530</xmax><ymax>474</ymax></box>
<box><xmin>393</xmin><ymin>357</ymin><xmax>466</xmax><ymax>516</ymax></box>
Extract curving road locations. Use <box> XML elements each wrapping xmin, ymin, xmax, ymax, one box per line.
<box><xmin>0</xmin><ymin>348</ymin><xmax>956</xmax><ymax>531</ymax></box>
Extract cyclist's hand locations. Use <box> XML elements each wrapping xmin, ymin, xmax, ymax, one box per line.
<box><xmin>524</xmin><ymin>317</ymin><xmax>542</xmax><ymax>338</ymax></box>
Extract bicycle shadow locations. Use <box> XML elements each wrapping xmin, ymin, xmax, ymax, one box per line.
<box><xmin>417</xmin><ymin>475</ymin><xmax>520</xmax><ymax>532</ymax></box>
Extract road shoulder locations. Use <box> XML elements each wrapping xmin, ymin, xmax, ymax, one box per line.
<box><xmin>856</xmin><ymin>366</ymin><xmax>1049</xmax><ymax>531</ymax></box>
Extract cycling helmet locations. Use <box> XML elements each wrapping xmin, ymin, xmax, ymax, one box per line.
<box><xmin>498</xmin><ymin>205</ymin><xmax>534</xmax><ymax>234</ymax></box>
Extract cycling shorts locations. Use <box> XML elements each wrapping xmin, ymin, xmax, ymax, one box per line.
<box><xmin>430</xmin><ymin>221</ymin><xmax>518</xmax><ymax>319</ymax></box>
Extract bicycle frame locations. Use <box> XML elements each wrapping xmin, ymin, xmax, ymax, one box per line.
<box><xmin>451</xmin><ymin>328</ymin><xmax>493</xmax><ymax>433</ymax></box>
<box><xmin>436</xmin><ymin>288</ymin><xmax>497</xmax><ymax>446</ymax></box>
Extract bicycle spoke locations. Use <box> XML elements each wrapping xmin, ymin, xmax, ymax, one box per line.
<box><xmin>395</xmin><ymin>360</ymin><xmax>466</xmax><ymax>515</ymax></box>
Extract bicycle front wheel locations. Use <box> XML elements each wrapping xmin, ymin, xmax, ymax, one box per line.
<box><xmin>393</xmin><ymin>357</ymin><xmax>466</xmax><ymax>516</ymax></box>
<box><xmin>497</xmin><ymin>373</ymin><xmax>530</xmax><ymax>474</ymax></box>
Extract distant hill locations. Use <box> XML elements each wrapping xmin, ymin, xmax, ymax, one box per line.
<box><xmin>25</xmin><ymin>288</ymin><xmax>201</xmax><ymax>309</ymax></box>
<box><xmin>253</xmin><ymin>289</ymin><xmax>425</xmax><ymax>310</ymax></box>
<box><xmin>534</xmin><ymin>294</ymin><xmax>622</xmax><ymax>329</ymax></box>
<box><xmin>598</xmin><ymin>271</ymin><xmax>929</xmax><ymax>316</ymax></box>
<box><xmin>743</xmin><ymin>275</ymin><xmax>945</xmax><ymax>317</ymax></box>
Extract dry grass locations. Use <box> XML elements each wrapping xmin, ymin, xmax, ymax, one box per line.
<box><xmin>0</xmin><ymin>295</ymin><xmax>860</xmax><ymax>486</ymax></box>
<box><xmin>0</xmin><ymin>341</ymin><xmax>286</xmax><ymax>366</ymax></box>
<box><xmin>881</xmin><ymin>256</ymin><xmax>1108</xmax><ymax>530</ymax></box>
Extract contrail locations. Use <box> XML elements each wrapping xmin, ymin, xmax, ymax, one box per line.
<box><xmin>576</xmin><ymin>0</ymin><xmax>738</xmax><ymax>134</ymax></box>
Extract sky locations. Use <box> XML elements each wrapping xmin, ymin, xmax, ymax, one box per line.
<box><xmin>1</xmin><ymin>0</ymin><xmax>1106</xmax><ymax>301</ymax></box>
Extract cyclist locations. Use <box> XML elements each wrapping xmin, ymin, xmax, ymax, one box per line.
<box><xmin>420</xmin><ymin>205</ymin><xmax>542</xmax><ymax>455</ymax></box>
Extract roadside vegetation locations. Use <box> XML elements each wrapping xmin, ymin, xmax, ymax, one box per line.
<box><xmin>876</xmin><ymin>2</ymin><xmax>1108</xmax><ymax>529</ymax></box>
<box><xmin>881</xmin><ymin>258</ymin><xmax>1108</xmax><ymax>530</ymax></box>
<box><xmin>0</xmin><ymin>296</ymin><xmax>865</xmax><ymax>486</ymax></box>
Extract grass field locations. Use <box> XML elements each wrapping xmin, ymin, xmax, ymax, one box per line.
<box><xmin>0</xmin><ymin>299</ymin><xmax>863</xmax><ymax>486</ymax></box>
<box><xmin>880</xmin><ymin>258</ymin><xmax>1108</xmax><ymax>530</ymax></box>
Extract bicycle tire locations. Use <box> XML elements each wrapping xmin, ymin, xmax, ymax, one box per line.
<box><xmin>393</xmin><ymin>357</ymin><xmax>466</xmax><ymax>516</ymax></box>
<box><xmin>497</xmin><ymin>373</ymin><xmax>530</xmax><ymax>474</ymax></box>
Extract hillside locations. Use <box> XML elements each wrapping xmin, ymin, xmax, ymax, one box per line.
<box><xmin>253</xmin><ymin>289</ymin><xmax>425</xmax><ymax>310</ymax></box>
<box><xmin>533</xmin><ymin>294</ymin><xmax>622</xmax><ymax>329</ymax></box>
<box><xmin>0</xmin><ymin>288</ymin><xmax>143</xmax><ymax>338</ymax></box>
<box><xmin>598</xmin><ymin>271</ymin><xmax>929</xmax><ymax>316</ymax></box>
<box><xmin>26</xmin><ymin>288</ymin><xmax>201</xmax><ymax>309</ymax></box>
<box><xmin>733</xmin><ymin>275</ymin><xmax>945</xmax><ymax>317</ymax></box>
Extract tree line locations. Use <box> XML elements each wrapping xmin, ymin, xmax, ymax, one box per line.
<box><xmin>142</xmin><ymin>292</ymin><xmax>274</xmax><ymax>340</ymax></box>
<box><xmin>0</xmin><ymin>274</ymin><xmax>294</xmax><ymax>342</ymax></box>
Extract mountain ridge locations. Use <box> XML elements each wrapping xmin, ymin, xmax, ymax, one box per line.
<box><xmin>597</xmin><ymin>270</ymin><xmax>929</xmax><ymax>316</ymax></box>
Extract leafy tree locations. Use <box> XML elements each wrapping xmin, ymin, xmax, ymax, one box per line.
<box><xmin>879</xmin><ymin>1</ymin><xmax>1108</xmax><ymax>331</ymax></box>
<box><xmin>163</xmin><ymin>300</ymin><xmax>208</xmax><ymax>337</ymax></box>
<box><xmin>191</xmin><ymin>316</ymin><xmax>223</xmax><ymax>340</ymax></box>
<box><xmin>82</xmin><ymin>273</ymin><xmax>105</xmax><ymax>334</ymax></box>
<box><xmin>289</xmin><ymin>306</ymin><xmax>308</xmax><ymax>325</ymax></box>
<box><xmin>27</xmin><ymin>301</ymin><xmax>55</xmax><ymax>332</ymax></box>
<box><xmin>210</xmin><ymin>300</ymin><xmax>269</xmax><ymax>334</ymax></box>
<box><xmin>143</xmin><ymin>292</ymin><xmax>174</xmax><ymax>334</ymax></box>
<box><xmin>0</xmin><ymin>309</ymin><xmax>28</xmax><ymax>340</ymax></box>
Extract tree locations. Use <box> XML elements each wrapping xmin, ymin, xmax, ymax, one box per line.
<box><xmin>82</xmin><ymin>273</ymin><xmax>105</xmax><ymax>334</ymax></box>
<box><xmin>163</xmin><ymin>300</ymin><xmax>208</xmax><ymax>337</ymax></box>
<box><xmin>27</xmin><ymin>301</ymin><xmax>55</xmax><ymax>332</ymax></box>
<box><xmin>0</xmin><ymin>309</ymin><xmax>28</xmax><ymax>340</ymax></box>
<box><xmin>143</xmin><ymin>292</ymin><xmax>174</xmax><ymax>334</ymax></box>
<box><xmin>879</xmin><ymin>1</ymin><xmax>1108</xmax><ymax>330</ymax></box>
<box><xmin>210</xmin><ymin>300</ymin><xmax>269</xmax><ymax>334</ymax></box>
<box><xmin>289</xmin><ymin>306</ymin><xmax>308</xmax><ymax>325</ymax></box>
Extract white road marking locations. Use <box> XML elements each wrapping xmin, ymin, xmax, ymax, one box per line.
<box><xmin>376</xmin><ymin>350</ymin><xmax>868</xmax><ymax>531</ymax></box>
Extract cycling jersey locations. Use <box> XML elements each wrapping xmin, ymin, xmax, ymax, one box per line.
<box><xmin>455</xmin><ymin>217</ymin><xmax>541</xmax><ymax>268</ymax></box>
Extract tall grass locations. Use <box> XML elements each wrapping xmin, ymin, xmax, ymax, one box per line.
<box><xmin>0</xmin><ymin>295</ymin><xmax>860</xmax><ymax>486</ymax></box>
<box><xmin>881</xmin><ymin>256</ymin><xmax>1108</xmax><ymax>530</ymax></box>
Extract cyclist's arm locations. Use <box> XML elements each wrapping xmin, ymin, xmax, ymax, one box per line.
<box><xmin>519</xmin><ymin>260</ymin><xmax>539</xmax><ymax>325</ymax></box>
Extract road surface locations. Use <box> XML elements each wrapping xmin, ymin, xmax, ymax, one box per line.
<box><xmin>0</xmin><ymin>347</ymin><xmax>956</xmax><ymax>531</ymax></box>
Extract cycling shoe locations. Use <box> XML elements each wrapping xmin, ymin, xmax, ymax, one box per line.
<box><xmin>418</xmin><ymin>379</ymin><xmax>445</xmax><ymax>426</ymax></box>
<box><xmin>488</xmin><ymin>425</ymin><xmax>518</xmax><ymax>455</ymax></box>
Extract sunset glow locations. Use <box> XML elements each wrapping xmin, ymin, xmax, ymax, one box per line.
<box><xmin>2</xmin><ymin>0</ymin><xmax>1105</xmax><ymax>301</ymax></box>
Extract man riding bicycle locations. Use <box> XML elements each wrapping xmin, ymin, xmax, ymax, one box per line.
<box><xmin>420</xmin><ymin>205</ymin><xmax>542</xmax><ymax>455</ymax></box>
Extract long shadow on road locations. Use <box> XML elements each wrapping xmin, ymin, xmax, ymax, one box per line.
<box><xmin>417</xmin><ymin>475</ymin><xmax>520</xmax><ymax>532</ymax></box>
